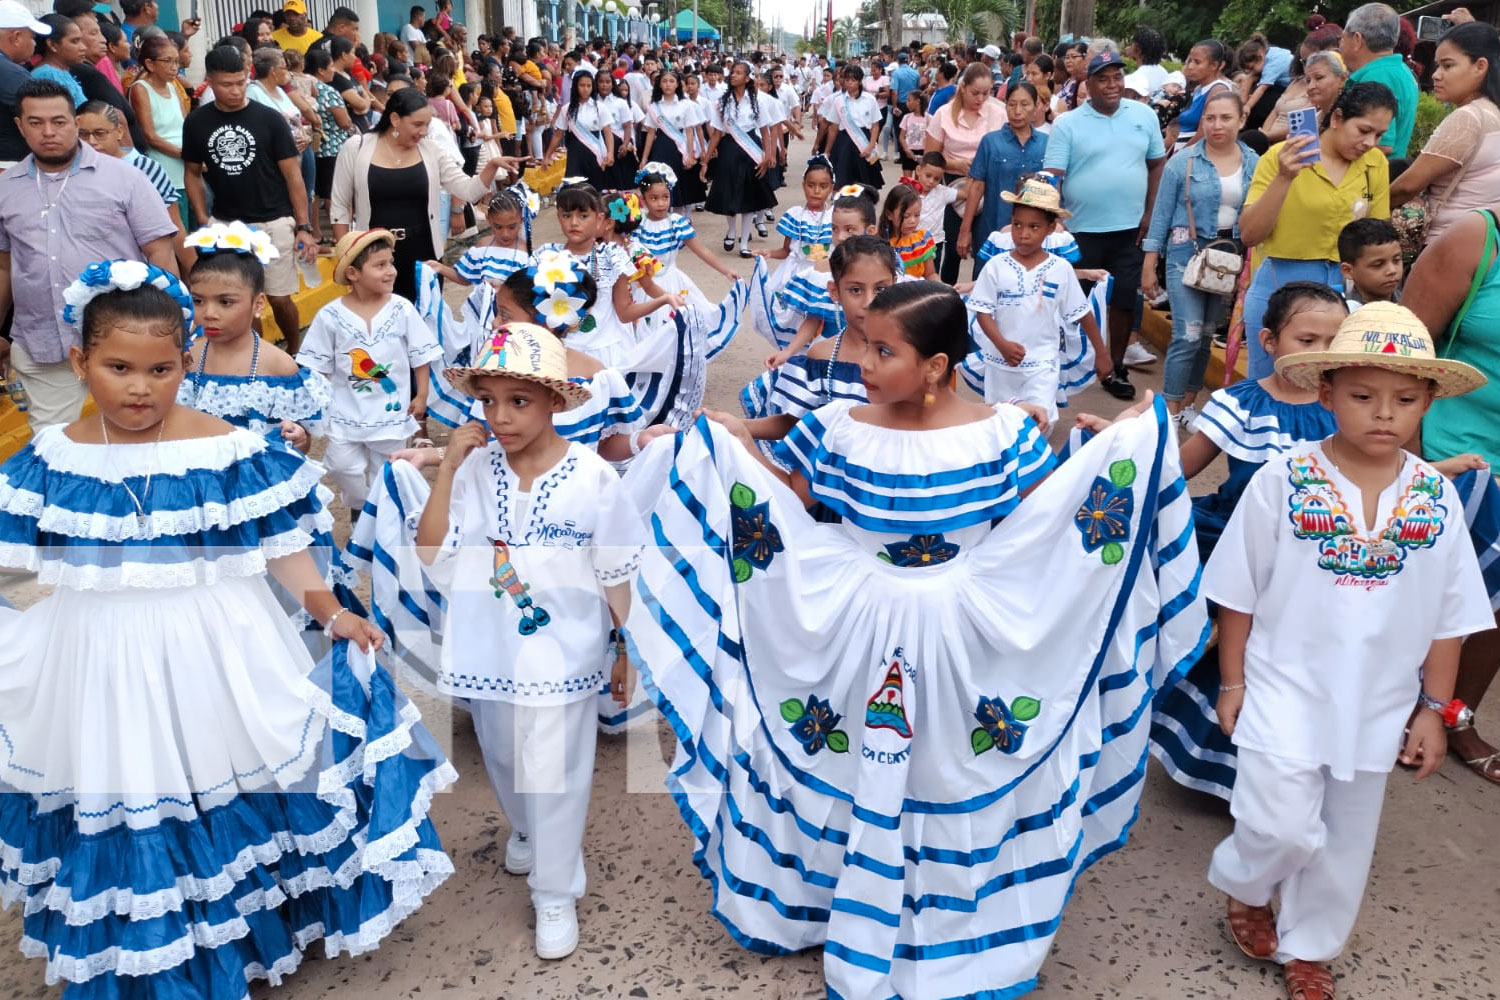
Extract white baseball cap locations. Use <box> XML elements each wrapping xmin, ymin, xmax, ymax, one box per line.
<box><xmin>0</xmin><ymin>0</ymin><xmax>48</xmax><ymax>32</ymax></box>
<box><xmin>979</xmin><ymin>45</ymin><xmax>1001</xmax><ymax>59</ymax></box>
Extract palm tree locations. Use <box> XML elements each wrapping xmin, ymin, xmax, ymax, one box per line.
<box><xmin>909</xmin><ymin>0</ymin><xmax>1019</xmax><ymax>45</ymax></box>
<box><xmin>832</xmin><ymin>14</ymin><xmax>860</xmax><ymax>56</ymax></box>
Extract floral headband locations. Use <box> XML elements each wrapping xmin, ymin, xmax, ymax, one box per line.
<box><xmin>606</xmin><ymin>191</ymin><xmax>643</xmax><ymax>224</ymax></box>
<box><xmin>806</xmin><ymin>153</ymin><xmax>836</xmax><ymax>184</ymax></box>
<box><xmin>184</xmin><ymin>221</ymin><xmax>280</xmax><ymax>266</ymax></box>
<box><xmin>62</xmin><ymin>260</ymin><xmax>195</xmax><ymax>334</ymax></box>
<box><xmin>899</xmin><ymin>175</ymin><xmax>926</xmax><ymax>195</ymax></box>
<box><xmin>836</xmin><ymin>183</ymin><xmax>867</xmax><ymax>199</ymax></box>
<box><xmin>635</xmin><ymin>161</ymin><xmax>678</xmax><ymax>190</ymax></box>
<box><xmin>527</xmin><ymin>248</ymin><xmax>589</xmax><ymax>331</ymax></box>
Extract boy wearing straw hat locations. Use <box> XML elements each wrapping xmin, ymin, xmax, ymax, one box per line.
<box><xmin>963</xmin><ymin>174</ymin><xmax>1111</xmax><ymax>423</ymax></box>
<box><xmin>413</xmin><ymin>321</ymin><xmax>644</xmax><ymax>963</ymax></box>
<box><xmin>1203</xmin><ymin>302</ymin><xmax>1494</xmax><ymax>1000</ymax></box>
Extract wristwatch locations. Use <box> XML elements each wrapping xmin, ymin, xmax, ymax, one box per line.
<box><xmin>296</xmin><ymin>224</ymin><xmax>314</xmax><ymax>234</ymax></box>
<box><xmin>1417</xmin><ymin>692</ymin><xmax>1475</xmax><ymax>729</ymax></box>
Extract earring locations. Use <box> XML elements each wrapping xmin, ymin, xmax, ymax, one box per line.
<box><xmin>392</xmin><ymin>127</ymin><xmax>400</xmax><ymax>139</ymax></box>
<box><xmin>923</xmin><ymin>385</ymin><xmax>936</xmax><ymax>407</ymax></box>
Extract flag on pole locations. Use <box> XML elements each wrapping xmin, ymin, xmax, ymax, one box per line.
<box><xmin>825</xmin><ymin>0</ymin><xmax>832</xmax><ymax>47</ymax></box>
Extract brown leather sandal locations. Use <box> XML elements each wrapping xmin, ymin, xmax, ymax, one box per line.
<box><xmin>1226</xmin><ymin>896</ymin><xmax>1278</xmax><ymax>960</ymax></box>
<box><xmin>1284</xmin><ymin>959</ymin><xmax>1336</xmax><ymax>1000</ymax></box>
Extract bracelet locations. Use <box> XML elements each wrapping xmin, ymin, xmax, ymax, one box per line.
<box><xmin>1219</xmin><ymin>683</ymin><xmax>1246</xmax><ymax>692</ymax></box>
<box><xmin>322</xmin><ymin>608</ymin><xmax>348</xmax><ymax>638</ymax></box>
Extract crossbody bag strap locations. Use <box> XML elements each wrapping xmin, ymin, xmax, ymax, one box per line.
<box><xmin>1444</xmin><ymin>208</ymin><xmax>1499</xmax><ymax>354</ymax></box>
<box><xmin>1183</xmin><ymin>153</ymin><xmax>1196</xmax><ymax>241</ymax></box>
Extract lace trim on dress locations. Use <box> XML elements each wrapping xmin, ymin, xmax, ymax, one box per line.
<box><xmin>181</xmin><ymin>372</ymin><xmax>333</xmax><ymax>428</ymax></box>
<box><xmin>0</xmin><ymin>526</ymin><xmax>318</xmax><ymax>589</ymax></box>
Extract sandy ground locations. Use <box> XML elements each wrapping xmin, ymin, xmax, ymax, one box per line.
<box><xmin>2</xmin><ymin>135</ymin><xmax>1499</xmax><ymax>1000</ymax></box>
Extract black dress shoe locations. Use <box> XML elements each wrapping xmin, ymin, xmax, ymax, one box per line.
<box><xmin>1101</xmin><ymin>368</ymin><xmax>1137</xmax><ymax>401</ymax></box>
<box><xmin>739</xmin><ymin>248</ymin><xmax>753</xmax><ymax>259</ymax></box>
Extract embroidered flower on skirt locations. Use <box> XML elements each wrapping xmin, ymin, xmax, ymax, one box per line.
<box><xmin>1074</xmin><ymin>459</ymin><xmax>1138</xmax><ymax>565</ymax></box>
<box><xmin>971</xmin><ymin>694</ymin><xmax>1042</xmax><ymax>755</ymax></box>
<box><xmin>781</xmin><ymin>694</ymin><xmax>850</xmax><ymax>754</ymax></box>
<box><xmin>730</xmin><ymin>482</ymin><xmax>783</xmax><ymax>581</ymax></box>
<box><xmin>879</xmin><ymin>533</ymin><xmax>959</xmax><ymax>567</ymax></box>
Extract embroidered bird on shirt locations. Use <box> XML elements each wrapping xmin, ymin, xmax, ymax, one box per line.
<box><xmin>346</xmin><ymin>348</ymin><xmax>402</xmax><ymax>410</ymax></box>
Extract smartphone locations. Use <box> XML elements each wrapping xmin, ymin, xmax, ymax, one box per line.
<box><xmin>1286</xmin><ymin>107</ymin><xmax>1321</xmax><ymax>163</ymax></box>
<box><xmin>190</xmin><ymin>0</ymin><xmax>199</xmax><ymax>22</ymax></box>
<box><xmin>1417</xmin><ymin>14</ymin><xmax>1447</xmax><ymax>42</ymax></box>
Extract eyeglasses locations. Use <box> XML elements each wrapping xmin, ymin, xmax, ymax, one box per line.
<box><xmin>77</xmin><ymin>128</ymin><xmax>115</xmax><ymax>141</ymax></box>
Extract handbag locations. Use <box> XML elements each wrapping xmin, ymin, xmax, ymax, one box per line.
<box><xmin>1180</xmin><ymin>154</ymin><xmax>1245</xmax><ymax>296</ymax></box>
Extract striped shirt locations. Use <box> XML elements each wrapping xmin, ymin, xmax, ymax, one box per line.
<box><xmin>123</xmin><ymin>149</ymin><xmax>178</xmax><ymax>204</ymax></box>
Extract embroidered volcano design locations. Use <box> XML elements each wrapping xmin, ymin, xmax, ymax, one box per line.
<box><xmin>865</xmin><ymin>660</ymin><xmax>913</xmax><ymax>739</ymax></box>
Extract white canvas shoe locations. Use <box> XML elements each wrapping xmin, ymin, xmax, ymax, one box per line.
<box><xmin>504</xmin><ymin>830</ymin><xmax>533</xmax><ymax>875</ymax></box>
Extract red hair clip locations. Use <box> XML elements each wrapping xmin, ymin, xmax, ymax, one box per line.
<box><xmin>899</xmin><ymin>175</ymin><xmax>926</xmax><ymax>195</ymax></box>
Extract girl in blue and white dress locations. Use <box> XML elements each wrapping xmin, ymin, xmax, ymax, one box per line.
<box><xmin>638</xmin><ymin>69</ymin><xmax>709</xmax><ymax>210</ymax></box>
<box><xmin>0</xmin><ymin>262</ymin><xmax>455</xmax><ymax>1000</ymax></box>
<box><xmin>623</xmin><ymin>281</ymin><xmax>1207</xmax><ymax>1000</ymax></box>
<box><xmin>533</xmin><ymin>182</ymin><xmax>683</xmax><ymax>378</ymax></box>
<box><xmin>426</xmin><ymin>183</ymin><xmax>536</xmax><ymax>287</ymax></box>
<box><xmin>178</xmin><ymin>223</ymin><xmax>331</xmax><ymax>446</ymax></box>
<box><xmin>764</xmin><ymin>184</ymin><xmax>881</xmax><ymax>364</ymax></box>
<box><xmin>635</xmin><ymin>162</ymin><xmax>747</xmax><ymax>359</ymax></box>
<box><xmin>747</xmin><ymin>155</ymin><xmax>835</xmax><ymax>347</ymax></box>
<box><xmin>178</xmin><ymin>223</ymin><xmax>360</xmax><ymax>649</ymax></box>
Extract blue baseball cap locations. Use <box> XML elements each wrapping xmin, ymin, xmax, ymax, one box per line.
<box><xmin>1087</xmin><ymin>51</ymin><xmax>1126</xmax><ymax>76</ymax></box>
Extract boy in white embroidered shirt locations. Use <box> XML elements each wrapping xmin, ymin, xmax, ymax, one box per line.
<box><xmin>297</xmin><ymin>229</ymin><xmax>441</xmax><ymax>513</ymax></box>
<box><xmin>415</xmin><ymin>321</ymin><xmax>644</xmax><ymax>964</ymax></box>
<box><xmin>1205</xmin><ymin>303</ymin><xmax>1493</xmax><ymax>1000</ymax></box>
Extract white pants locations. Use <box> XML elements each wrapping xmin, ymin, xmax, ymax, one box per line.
<box><xmin>324</xmin><ymin>437</ymin><xmax>403</xmax><ymax>513</ymax></box>
<box><xmin>471</xmin><ymin>697</ymin><xmax>597</xmax><ymax>909</ymax></box>
<box><xmin>1208</xmin><ymin>748</ymin><xmax>1388</xmax><ymax>963</ymax></box>
<box><xmin>981</xmin><ymin>354</ymin><xmax>1059</xmax><ymax>426</ymax></box>
<box><xmin>11</xmin><ymin>341</ymin><xmax>89</xmax><ymax>435</ymax></box>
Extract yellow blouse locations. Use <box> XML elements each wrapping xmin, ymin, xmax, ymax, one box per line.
<box><xmin>1247</xmin><ymin>144</ymin><xmax>1390</xmax><ymax>262</ymax></box>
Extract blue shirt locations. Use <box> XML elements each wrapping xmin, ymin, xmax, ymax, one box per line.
<box><xmin>891</xmin><ymin>64</ymin><xmax>919</xmax><ymax>104</ymax></box>
<box><xmin>1043</xmin><ymin>99</ymin><xmax>1166</xmax><ymax>233</ymax></box>
<box><xmin>927</xmin><ymin>84</ymin><xmax>955</xmax><ymax>116</ymax></box>
<box><xmin>968</xmin><ymin>124</ymin><xmax>1048</xmax><ymax>240</ymax></box>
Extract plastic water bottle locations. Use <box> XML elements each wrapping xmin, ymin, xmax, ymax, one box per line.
<box><xmin>5</xmin><ymin>367</ymin><xmax>28</xmax><ymax>413</ymax></box>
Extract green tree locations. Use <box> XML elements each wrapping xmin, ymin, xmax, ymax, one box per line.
<box><xmin>1094</xmin><ymin>2</ymin><xmax>1218</xmax><ymax>55</ymax></box>
<box><xmin>1213</xmin><ymin>0</ymin><xmax>1361</xmax><ymax>48</ymax></box>
<box><xmin>909</xmin><ymin>0</ymin><xmax>1020</xmax><ymax>45</ymax></box>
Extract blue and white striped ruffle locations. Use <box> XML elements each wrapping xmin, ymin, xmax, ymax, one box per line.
<box><xmin>773</xmin><ymin>402</ymin><xmax>1055</xmax><ymax>534</ymax></box>
<box><xmin>0</xmin><ymin>427</ymin><xmax>330</xmax><ymax>590</ymax></box>
<box><xmin>776</xmin><ymin>273</ymin><xmax>845</xmax><ymax>331</ymax></box>
<box><xmin>0</xmin><ymin>641</ymin><xmax>456</xmax><ymax>998</ymax></box>
<box><xmin>634</xmin><ymin>215</ymin><xmax>696</xmax><ymax>259</ymax></box>
<box><xmin>178</xmin><ymin>369</ymin><xmax>332</xmax><ymax>439</ymax></box>
<box><xmin>766</xmin><ymin>354</ymin><xmax>866</xmax><ymax>421</ymax></box>
<box><xmin>619</xmin><ymin>399</ymin><xmax>1208</xmax><ymax>1000</ymax></box>
<box><xmin>976</xmin><ymin>229</ymin><xmax>1081</xmax><ymax>267</ymax></box>
<box><xmin>453</xmin><ymin>245</ymin><xmax>530</xmax><ymax>285</ymax></box>
<box><xmin>1194</xmin><ymin>379</ymin><xmax>1338</xmax><ymax>463</ymax></box>
<box><xmin>776</xmin><ymin>209</ymin><xmax>833</xmax><ymax>246</ymax></box>
<box><xmin>1455</xmin><ymin>466</ymin><xmax>1500</xmax><ymax>611</ymax></box>
<box><xmin>747</xmin><ymin>255</ymin><xmax>805</xmax><ymax>350</ymax></box>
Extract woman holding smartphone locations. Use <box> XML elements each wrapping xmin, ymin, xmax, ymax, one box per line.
<box><xmin>1236</xmin><ymin>81</ymin><xmax>1396</xmax><ymax>379</ymax></box>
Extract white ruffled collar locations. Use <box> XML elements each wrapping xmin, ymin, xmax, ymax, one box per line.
<box><xmin>31</xmin><ymin>424</ymin><xmax>272</xmax><ymax>480</ymax></box>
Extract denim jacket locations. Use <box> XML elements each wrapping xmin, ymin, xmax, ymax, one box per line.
<box><xmin>1142</xmin><ymin>141</ymin><xmax>1260</xmax><ymax>254</ymax></box>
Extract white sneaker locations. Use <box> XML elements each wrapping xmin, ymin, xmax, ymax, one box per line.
<box><xmin>504</xmin><ymin>830</ymin><xmax>533</xmax><ymax>875</ymax></box>
<box><xmin>535</xmin><ymin>902</ymin><xmax>579</xmax><ymax>959</ymax></box>
<box><xmin>1123</xmin><ymin>341</ymin><xmax>1157</xmax><ymax>368</ymax></box>
<box><xmin>1177</xmin><ymin>405</ymin><xmax>1199</xmax><ymax>435</ymax></box>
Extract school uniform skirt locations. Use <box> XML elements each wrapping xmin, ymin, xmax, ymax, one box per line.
<box><xmin>828</xmin><ymin>129</ymin><xmax>884</xmax><ymax>190</ymax></box>
<box><xmin>564</xmin><ymin>132</ymin><xmax>611</xmax><ymax>191</ymax></box>
<box><xmin>608</xmin><ymin>133</ymin><xmax>640</xmax><ymax>191</ymax></box>
<box><xmin>649</xmin><ymin>134</ymin><xmax>708</xmax><ymax>206</ymax></box>
<box><xmin>704</xmin><ymin>140</ymin><xmax>776</xmax><ymax>216</ymax></box>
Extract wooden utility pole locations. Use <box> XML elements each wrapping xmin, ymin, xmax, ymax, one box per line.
<box><xmin>1058</xmin><ymin>0</ymin><xmax>1095</xmax><ymax>38</ymax></box>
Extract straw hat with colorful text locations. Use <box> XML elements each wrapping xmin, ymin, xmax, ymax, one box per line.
<box><xmin>445</xmin><ymin>322</ymin><xmax>592</xmax><ymax>410</ymax></box>
<box><xmin>1276</xmin><ymin>302</ymin><xmax>1487</xmax><ymax>398</ymax></box>
<box><xmin>1000</xmin><ymin>175</ymin><xmax>1071</xmax><ymax>219</ymax></box>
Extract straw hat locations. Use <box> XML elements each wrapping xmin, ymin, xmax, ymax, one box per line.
<box><xmin>1000</xmin><ymin>176</ymin><xmax>1071</xmax><ymax>219</ymax></box>
<box><xmin>331</xmin><ymin>229</ymin><xmax>397</xmax><ymax>286</ymax></box>
<box><xmin>1275</xmin><ymin>302</ymin><xmax>1487</xmax><ymax>398</ymax></box>
<box><xmin>444</xmin><ymin>322</ymin><xmax>592</xmax><ymax>410</ymax></box>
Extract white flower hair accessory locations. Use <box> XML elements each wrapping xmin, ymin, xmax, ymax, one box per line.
<box><xmin>508</xmin><ymin>181</ymin><xmax>541</xmax><ymax>221</ymax></box>
<box><xmin>184</xmin><ymin>220</ymin><xmax>280</xmax><ymax>266</ymax></box>
<box><xmin>525</xmin><ymin>251</ymin><xmax>589</xmax><ymax>331</ymax></box>
<box><xmin>636</xmin><ymin>161</ymin><xmax>678</xmax><ymax>190</ymax></box>
<box><xmin>62</xmin><ymin>260</ymin><xmax>195</xmax><ymax>334</ymax></box>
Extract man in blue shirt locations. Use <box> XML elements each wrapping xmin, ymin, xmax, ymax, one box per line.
<box><xmin>926</xmin><ymin>61</ymin><xmax>957</xmax><ymax>115</ymax></box>
<box><xmin>891</xmin><ymin>51</ymin><xmax>919</xmax><ymax>104</ymax></box>
<box><xmin>1043</xmin><ymin>51</ymin><xmax>1166</xmax><ymax>401</ymax></box>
